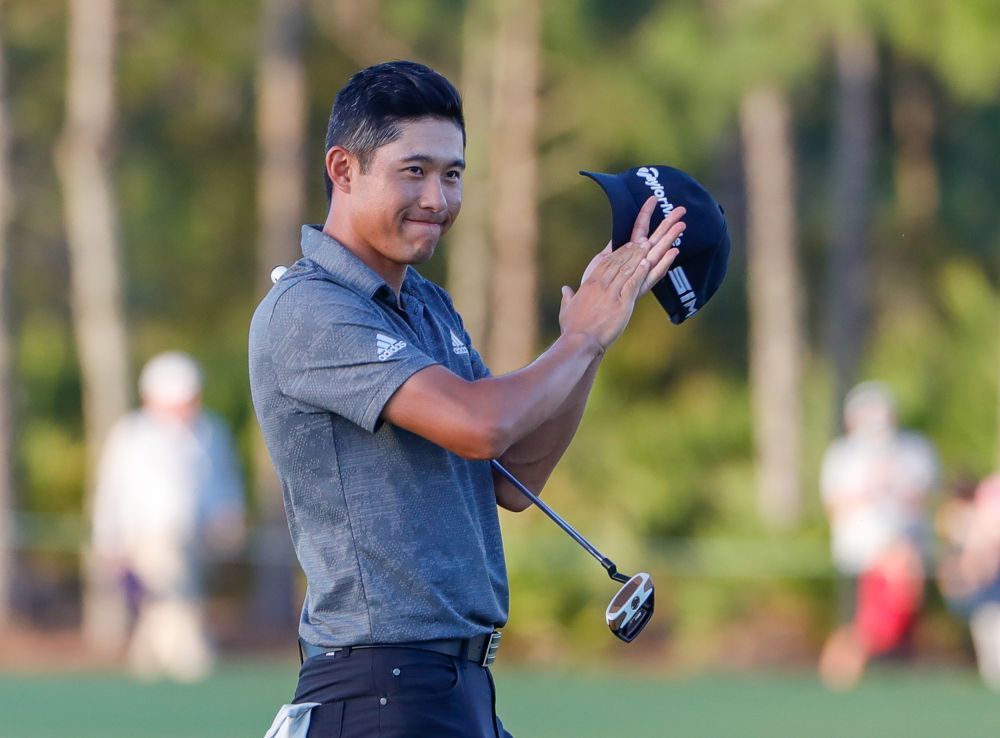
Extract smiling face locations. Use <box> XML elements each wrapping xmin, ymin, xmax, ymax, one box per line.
<box><xmin>324</xmin><ymin>117</ymin><xmax>465</xmax><ymax>290</ymax></box>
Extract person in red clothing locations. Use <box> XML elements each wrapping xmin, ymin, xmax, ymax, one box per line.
<box><xmin>818</xmin><ymin>383</ymin><xmax>937</xmax><ymax>689</ymax></box>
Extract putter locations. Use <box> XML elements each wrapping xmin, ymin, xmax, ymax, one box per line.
<box><xmin>491</xmin><ymin>460</ymin><xmax>654</xmax><ymax>643</ymax></box>
<box><xmin>269</xmin><ymin>266</ymin><xmax>654</xmax><ymax>642</ymax></box>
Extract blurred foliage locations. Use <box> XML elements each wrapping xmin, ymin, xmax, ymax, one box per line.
<box><xmin>2</xmin><ymin>0</ymin><xmax>998</xmax><ymax>664</ymax></box>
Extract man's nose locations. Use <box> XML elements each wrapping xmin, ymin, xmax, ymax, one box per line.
<box><xmin>418</xmin><ymin>177</ymin><xmax>448</xmax><ymax>211</ymax></box>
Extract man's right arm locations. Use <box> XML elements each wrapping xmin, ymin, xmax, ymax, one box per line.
<box><xmin>383</xmin><ymin>236</ymin><xmax>660</xmax><ymax>460</ymax></box>
<box><xmin>382</xmin><ymin>331</ymin><xmax>603</xmax><ymax>460</ymax></box>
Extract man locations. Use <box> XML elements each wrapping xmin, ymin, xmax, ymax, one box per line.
<box><xmin>938</xmin><ymin>473</ymin><xmax>1000</xmax><ymax>690</ymax></box>
<box><xmin>92</xmin><ymin>351</ymin><xmax>245</xmax><ymax>681</ymax></box>
<box><xmin>250</xmin><ymin>61</ymin><xmax>685</xmax><ymax>737</ymax></box>
<box><xmin>817</xmin><ymin>382</ymin><xmax>938</xmax><ymax>689</ymax></box>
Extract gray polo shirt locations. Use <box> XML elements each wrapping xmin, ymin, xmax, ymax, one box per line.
<box><xmin>249</xmin><ymin>225</ymin><xmax>508</xmax><ymax>647</ymax></box>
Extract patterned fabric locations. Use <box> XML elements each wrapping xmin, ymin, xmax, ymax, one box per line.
<box><xmin>249</xmin><ymin>225</ymin><xmax>508</xmax><ymax>646</ymax></box>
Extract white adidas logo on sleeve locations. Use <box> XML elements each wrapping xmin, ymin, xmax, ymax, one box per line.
<box><xmin>450</xmin><ymin>329</ymin><xmax>469</xmax><ymax>355</ymax></box>
<box><xmin>376</xmin><ymin>333</ymin><xmax>407</xmax><ymax>361</ymax></box>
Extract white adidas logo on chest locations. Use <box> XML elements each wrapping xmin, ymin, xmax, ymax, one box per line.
<box><xmin>450</xmin><ymin>329</ymin><xmax>469</xmax><ymax>355</ymax></box>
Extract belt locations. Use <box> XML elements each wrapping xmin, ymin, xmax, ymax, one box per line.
<box><xmin>299</xmin><ymin>631</ymin><xmax>502</xmax><ymax>668</ymax></box>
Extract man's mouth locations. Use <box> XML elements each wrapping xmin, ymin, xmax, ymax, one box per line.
<box><xmin>403</xmin><ymin>217</ymin><xmax>446</xmax><ymax>231</ymax></box>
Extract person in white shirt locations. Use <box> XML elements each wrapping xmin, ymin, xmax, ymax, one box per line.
<box><xmin>92</xmin><ymin>351</ymin><xmax>245</xmax><ymax>681</ymax></box>
<box><xmin>818</xmin><ymin>382</ymin><xmax>938</xmax><ymax>689</ymax></box>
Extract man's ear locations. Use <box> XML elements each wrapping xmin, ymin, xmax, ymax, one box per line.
<box><xmin>326</xmin><ymin>146</ymin><xmax>354</xmax><ymax>194</ymax></box>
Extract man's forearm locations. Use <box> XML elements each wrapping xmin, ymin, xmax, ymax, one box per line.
<box><xmin>480</xmin><ymin>333</ymin><xmax>604</xmax><ymax>452</ymax></box>
<box><xmin>383</xmin><ymin>331</ymin><xmax>604</xmax><ymax>461</ymax></box>
<box><xmin>493</xmin><ymin>355</ymin><xmax>601</xmax><ymax>510</ymax></box>
<box><xmin>384</xmin><ymin>237</ymin><xmax>678</xmax><ymax>462</ymax></box>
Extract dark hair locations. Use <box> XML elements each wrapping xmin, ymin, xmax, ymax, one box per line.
<box><xmin>323</xmin><ymin>60</ymin><xmax>465</xmax><ymax>201</ymax></box>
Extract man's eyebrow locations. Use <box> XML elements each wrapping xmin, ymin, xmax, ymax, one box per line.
<box><xmin>400</xmin><ymin>153</ymin><xmax>466</xmax><ymax>170</ymax></box>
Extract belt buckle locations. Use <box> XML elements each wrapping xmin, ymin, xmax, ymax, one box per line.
<box><xmin>481</xmin><ymin>631</ymin><xmax>502</xmax><ymax>667</ymax></box>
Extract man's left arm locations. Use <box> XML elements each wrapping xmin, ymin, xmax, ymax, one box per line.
<box><xmin>485</xmin><ymin>202</ymin><xmax>684</xmax><ymax>511</ymax></box>
<box><xmin>492</xmin><ymin>354</ymin><xmax>600</xmax><ymax>511</ymax></box>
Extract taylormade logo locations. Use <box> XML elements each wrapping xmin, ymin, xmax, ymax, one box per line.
<box><xmin>636</xmin><ymin>167</ymin><xmax>681</xmax><ymax>236</ymax></box>
<box><xmin>450</xmin><ymin>330</ymin><xmax>469</xmax><ymax>355</ymax></box>
<box><xmin>376</xmin><ymin>333</ymin><xmax>406</xmax><ymax>361</ymax></box>
<box><xmin>634</xmin><ymin>167</ymin><xmax>698</xmax><ymax>318</ymax></box>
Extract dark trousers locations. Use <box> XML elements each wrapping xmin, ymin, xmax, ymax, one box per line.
<box><xmin>294</xmin><ymin>646</ymin><xmax>514</xmax><ymax>738</ymax></box>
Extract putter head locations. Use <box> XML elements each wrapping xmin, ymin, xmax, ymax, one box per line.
<box><xmin>605</xmin><ymin>572</ymin><xmax>654</xmax><ymax>643</ymax></box>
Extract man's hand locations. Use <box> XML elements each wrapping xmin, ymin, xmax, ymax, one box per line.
<box><xmin>558</xmin><ymin>241</ymin><xmax>648</xmax><ymax>350</ymax></box>
<box><xmin>559</xmin><ymin>197</ymin><xmax>686</xmax><ymax>349</ymax></box>
<box><xmin>635</xmin><ymin>198</ymin><xmax>687</xmax><ymax>296</ymax></box>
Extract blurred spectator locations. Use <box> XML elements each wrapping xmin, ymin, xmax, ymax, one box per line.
<box><xmin>937</xmin><ymin>473</ymin><xmax>1000</xmax><ymax>690</ymax></box>
<box><xmin>91</xmin><ymin>351</ymin><xmax>245</xmax><ymax>681</ymax></box>
<box><xmin>934</xmin><ymin>475</ymin><xmax>978</xmax><ymax>619</ymax></box>
<box><xmin>817</xmin><ymin>382</ymin><xmax>938</xmax><ymax>689</ymax></box>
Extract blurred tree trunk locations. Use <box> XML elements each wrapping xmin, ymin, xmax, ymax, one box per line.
<box><xmin>826</xmin><ymin>29</ymin><xmax>877</xmax><ymax>418</ymax></box>
<box><xmin>0</xmin><ymin>0</ymin><xmax>14</xmax><ymax>629</ymax></box>
<box><xmin>446</xmin><ymin>0</ymin><xmax>494</xmax><ymax>347</ymax></box>
<box><xmin>252</xmin><ymin>0</ymin><xmax>306</xmax><ymax>631</ymax></box>
<box><xmin>315</xmin><ymin>0</ymin><xmax>410</xmax><ymax>66</ymax></box>
<box><xmin>257</xmin><ymin>0</ymin><xmax>307</xmax><ymax>292</ymax></box>
<box><xmin>891</xmin><ymin>67</ymin><xmax>939</xmax><ymax>230</ymax></box>
<box><xmin>55</xmin><ymin>0</ymin><xmax>131</xmax><ymax>652</ymax></box>
<box><xmin>740</xmin><ymin>86</ymin><xmax>804</xmax><ymax>528</ymax></box>
<box><xmin>486</xmin><ymin>0</ymin><xmax>540</xmax><ymax>372</ymax></box>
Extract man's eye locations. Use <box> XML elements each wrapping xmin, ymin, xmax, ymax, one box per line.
<box><xmin>445</xmin><ymin>170</ymin><xmax>462</xmax><ymax>181</ymax></box>
<box><xmin>405</xmin><ymin>166</ymin><xmax>423</xmax><ymax>175</ymax></box>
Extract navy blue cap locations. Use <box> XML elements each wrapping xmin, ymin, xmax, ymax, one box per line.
<box><xmin>580</xmin><ymin>166</ymin><xmax>730</xmax><ymax>325</ymax></box>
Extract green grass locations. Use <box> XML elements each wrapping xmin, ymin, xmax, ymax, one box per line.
<box><xmin>1</xmin><ymin>660</ymin><xmax>999</xmax><ymax>737</ymax></box>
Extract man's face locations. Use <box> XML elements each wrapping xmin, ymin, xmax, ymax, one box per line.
<box><xmin>144</xmin><ymin>394</ymin><xmax>201</xmax><ymax>424</ymax></box>
<box><xmin>846</xmin><ymin>399</ymin><xmax>896</xmax><ymax>437</ymax></box>
<box><xmin>343</xmin><ymin>117</ymin><xmax>464</xmax><ymax>270</ymax></box>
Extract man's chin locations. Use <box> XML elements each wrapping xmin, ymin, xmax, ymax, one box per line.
<box><xmin>406</xmin><ymin>239</ymin><xmax>439</xmax><ymax>264</ymax></box>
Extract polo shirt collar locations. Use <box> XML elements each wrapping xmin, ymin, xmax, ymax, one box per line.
<box><xmin>300</xmin><ymin>224</ymin><xmax>423</xmax><ymax>300</ymax></box>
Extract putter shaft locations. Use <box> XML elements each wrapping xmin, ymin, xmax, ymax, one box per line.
<box><xmin>490</xmin><ymin>459</ymin><xmax>629</xmax><ymax>583</ymax></box>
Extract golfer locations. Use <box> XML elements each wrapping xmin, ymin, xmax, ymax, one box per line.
<box><xmin>250</xmin><ymin>60</ymin><xmax>686</xmax><ymax>738</ymax></box>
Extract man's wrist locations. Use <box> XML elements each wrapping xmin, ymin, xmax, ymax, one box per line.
<box><xmin>559</xmin><ymin>330</ymin><xmax>606</xmax><ymax>358</ymax></box>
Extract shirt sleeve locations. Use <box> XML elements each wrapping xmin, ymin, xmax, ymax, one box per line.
<box><xmin>269</xmin><ymin>282</ymin><xmax>439</xmax><ymax>432</ymax></box>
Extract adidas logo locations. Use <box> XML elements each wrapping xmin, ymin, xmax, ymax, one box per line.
<box><xmin>376</xmin><ymin>333</ymin><xmax>407</xmax><ymax>361</ymax></box>
<box><xmin>450</xmin><ymin>330</ymin><xmax>469</xmax><ymax>355</ymax></box>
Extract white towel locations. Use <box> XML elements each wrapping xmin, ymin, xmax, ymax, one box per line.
<box><xmin>263</xmin><ymin>702</ymin><xmax>321</xmax><ymax>738</ymax></box>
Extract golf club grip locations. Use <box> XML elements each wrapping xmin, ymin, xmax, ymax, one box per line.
<box><xmin>490</xmin><ymin>459</ymin><xmax>609</xmax><ymax>566</ymax></box>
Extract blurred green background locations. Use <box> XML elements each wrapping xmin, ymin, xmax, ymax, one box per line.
<box><xmin>1</xmin><ymin>0</ymin><xmax>999</xmax><ymax>730</ymax></box>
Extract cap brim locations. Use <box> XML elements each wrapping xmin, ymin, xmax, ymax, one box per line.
<box><xmin>580</xmin><ymin>170</ymin><xmax>637</xmax><ymax>248</ymax></box>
